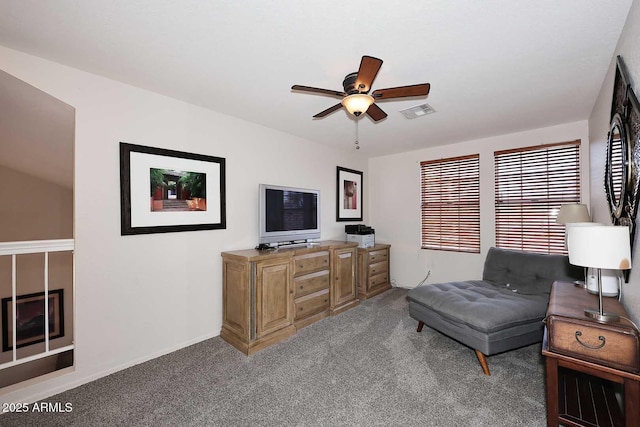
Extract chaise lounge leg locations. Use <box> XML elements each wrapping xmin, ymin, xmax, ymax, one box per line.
<box><xmin>416</xmin><ymin>321</ymin><xmax>424</xmax><ymax>332</ymax></box>
<box><xmin>475</xmin><ymin>350</ymin><xmax>491</xmax><ymax>376</ymax></box>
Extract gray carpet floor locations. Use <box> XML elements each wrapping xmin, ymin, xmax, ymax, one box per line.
<box><xmin>1</xmin><ymin>288</ymin><xmax>548</xmax><ymax>426</ymax></box>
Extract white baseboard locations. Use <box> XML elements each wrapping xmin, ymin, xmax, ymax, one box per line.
<box><xmin>0</xmin><ymin>332</ymin><xmax>218</xmax><ymax>406</ymax></box>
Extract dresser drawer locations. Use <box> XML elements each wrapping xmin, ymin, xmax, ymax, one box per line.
<box><xmin>369</xmin><ymin>260</ymin><xmax>388</xmax><ymax>277</ymax></box>
<box><xmin>294</xmin><ymin>290</ymin><xmax>330</xmax><ymax>320</ymax></box>
<box><xmin>547</xmin><ymin>314</ymin><xmax>640</xmax><ymax>373</ymax></box>
<box><xmin>368</xmin><ymin>249</ymin><xmax>388</xmax><ymax>264</ymax></box>
<box><xmin>369</xmin><ymin>272</ymin><xmax>389</xmax><ymax>290</ymax></box>
<box><xmin>294</xmin><ymin>270</ymin><xmax>330</xmax><ymax>298</ymax></box>
<box><xmin>293</xmin><ymin>251</ymin><xmax>330</xmax><ymax>276</ymax></box>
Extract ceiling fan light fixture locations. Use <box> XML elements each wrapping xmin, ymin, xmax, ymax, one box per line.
<box><xmin>341</xmin><ymin>93</ymin><xmax>374</xmax><ymax>117</ymax></box>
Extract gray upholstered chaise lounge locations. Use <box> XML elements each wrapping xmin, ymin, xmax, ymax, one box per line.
<box><xmin>407</xmin><ymin>247</ymin><xmax>582</xmax><ymax>375</ymax></box>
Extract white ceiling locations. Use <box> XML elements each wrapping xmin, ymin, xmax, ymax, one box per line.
<box><xmin>0</xmin><ymin>1</ymin><xmax>633</xmax><ymax>157</ymax></box>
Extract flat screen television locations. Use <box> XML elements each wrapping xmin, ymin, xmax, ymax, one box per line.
<box><xmin>259</xmin><ymin>184</ymin><xmax>320</xmax><ymax>244</ymax></box>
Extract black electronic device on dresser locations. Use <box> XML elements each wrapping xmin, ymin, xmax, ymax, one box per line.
<box><xmin>345</xmin><ymin>224</ymin><xmax>375</xmax><ymax>248</ymax></box>
<box><xmin>345</xmin><ymin>224</ymin><xmax>374</xmax><ymax>235</ymax></box>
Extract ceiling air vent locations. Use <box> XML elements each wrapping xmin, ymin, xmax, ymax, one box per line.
<box><xmin>400</xmin><ymin>103</ymin><xmax>436</xmax><ymax>119</ymax></box>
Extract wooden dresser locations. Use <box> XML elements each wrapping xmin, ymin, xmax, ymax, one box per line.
<box><xmin>356</xmin><ymin>243</ymin><xmax>391</xmax><ymax>299</ymax></box>
<box><xmin>543</xmin><ymin>281</ymin><xmax>640</xmax><ymax>427</ymax></box>
<box><xmin>221</xmin><ymin>241</ymin><xmax>358</xmax><ymax>355</ymax></box>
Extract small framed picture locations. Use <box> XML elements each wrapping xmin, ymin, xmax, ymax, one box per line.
<box><xmin>336</xmin><ymin>166</ymin><xmax>363</xmax><ymax>221</ymax></box>
<box><xmin>2</xmin><ymin>289</ymin><xmax>64</xmax><ymax>352</ymax></box>
<box><xmin>120</xmin><ymin>142</ymin><xmax>226</xmax><ymax>235</ymax></box>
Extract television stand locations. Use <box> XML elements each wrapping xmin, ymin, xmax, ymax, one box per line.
<box><xmin>260</xmin><ymin>239</ymin><xmax>320</xmax><ymax>250</ymax></box>
<box><xmin>221</xmin><ymin>240</ymin><xmax>359</xmax><ymax>355</ymax></box>
<box><xmin>278</xmin><ymin>240</ymin><xmax>310</xmax><ymax>248</ymax></box>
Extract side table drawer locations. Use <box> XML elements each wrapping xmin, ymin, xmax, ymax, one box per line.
<box><xmin>369</xmin><ymin>273</ymin><xmax>388</xmax><ymax>290</ymax></box>
<box><xmin>368</xmin><ymin>249</ymin><xmax>388</xmax><ymax>264</ymax></box>
<box><xmin>368</xmin><ymin>260</ymin><xmax>388</xmax><ymax>277</ymax></box>
<box><xmin>547</xmin><ymin>315</ymin><xmax>640</xmax><ymax>373</ymax></box>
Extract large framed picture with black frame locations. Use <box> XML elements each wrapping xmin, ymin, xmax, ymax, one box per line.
<box><xmin>336</xmin><ymin>166</ymin><xmax>363</xmax><ymax>222</ymax></box>
<box><xmin>120</xmin><ymin>142</ymin><xmax>226</xmax><ymax>235</ymax></box>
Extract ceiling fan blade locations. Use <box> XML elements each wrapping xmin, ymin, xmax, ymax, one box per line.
<box><xmin>313</xmin><ymin>103</ymin><xmax>343</xmax><ymax>118</ymax></box>
<box><xmin>372</xmin><ymin>83</ymin><xmax>431</xmax><ymax>100</ymax></box>
<box><xmin>366</xmin><ymin>103</ymin><xmax>388</xmax><ymax>122</ymax></box>
<box><xmin>292</xmin><ymin>85</ymin><xmax>345</xmax><ymax>98</ymax></box>
<box><xmin>355</xmin><ymin>56</ymin><xmax>383</xmax><ymax>93</ymax></box>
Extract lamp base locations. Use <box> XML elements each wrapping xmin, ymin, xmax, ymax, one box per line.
<box><xmin>584</xmin><ymin>308</ymin><xmax>620</xmax><ymax>323</ymax></box>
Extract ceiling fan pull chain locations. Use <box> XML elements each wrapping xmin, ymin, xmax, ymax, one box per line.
<box><xmin>355</xmin><ymin>119</ymin><xmax>360</xmax><ymax>150</ymax></box>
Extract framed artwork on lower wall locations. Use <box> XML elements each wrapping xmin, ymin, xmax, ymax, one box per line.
<box><xmin>1</xmin><ymin>289</ymin><xmax>64</xmax><ymax>352</ymax></box>
<box><xmin>336</xmin><ymin>166</ymin><xmax>363</xmax><ymax>221</ymax></box>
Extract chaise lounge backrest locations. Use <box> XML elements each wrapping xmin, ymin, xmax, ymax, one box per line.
<box><xmin>482</xmin><ymin>247</ymin><xmax>583</xmax><ymax>295</ymax></box>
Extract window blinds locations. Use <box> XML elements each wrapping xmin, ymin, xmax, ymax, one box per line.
<box><xmin>420</xmin><ymin>154</ymin><xmax>480</xmax><ymax>253</ymax></box>
<box><xmin>494</xmin><ymin>140</ymin><xmax>581</xmax><ymax>254</ymax></box>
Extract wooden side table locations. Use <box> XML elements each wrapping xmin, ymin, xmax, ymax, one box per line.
<box><xmin>542</xmin><ymin>282</ymin><xmax>640</xmax><ymax>427</ymax></box>
<box><xmin>356</xmin><ymin>244</ymin><xmax>391</xmax><ymax>299</ymax></box>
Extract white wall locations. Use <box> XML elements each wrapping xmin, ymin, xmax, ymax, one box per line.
<box><xmin>589</xmin><ymin>0</ymin><xmax>640</xmax><ymax>324</ymax></box>
<box><xmin>369</xmin><ymin>121</ymin><xmax>590</xmax><ymax>288</ymax></box>
<box><xmin>0</xmin><ymin>166</ymin><xmax>73</xmax><ymax>241</ymax></box>
<box><xmin>0</xmin><ymin>45</ymin><xmax>367</xmax><ymax>403</ymax></box>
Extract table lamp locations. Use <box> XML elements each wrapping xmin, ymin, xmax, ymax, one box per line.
<box><xmin>567</xmin><ymin>225</ymin><xmax>631</xmax><ymax>323</ymax></box>
<box><xmin>557</xmin><ymin>204</ymin><xmax>593</xmax><ymax>286</ymax></box>
<box><xmin>556</xmin><ymin>203</ymin><xmax>591</xmax><ymax>224</ymax></box>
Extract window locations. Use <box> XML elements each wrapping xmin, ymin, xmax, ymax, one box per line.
<box><xmin>494</xmin><ymin>140</ymin><xmax>581</xmax><ymax>254</ymax></box>
<box><xmin>420</xmin><ymin>154</ymin><xmax>480</xmax><ymax>253</ymax></box>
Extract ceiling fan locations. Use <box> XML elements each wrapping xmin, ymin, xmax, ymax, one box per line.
<box><xmin>291</xmin><ymin>55</ymin><xmax>430</xmax><ymax>122</ymax></box>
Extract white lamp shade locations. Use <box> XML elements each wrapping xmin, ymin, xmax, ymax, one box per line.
<box><xmin>557</xmin><ymin>203</ymin><xmax>591</xmax><ymax>224</ymax></box>
<box><xmin>567</xmin><ymin>225</ymin><xmax>631</xmax><ymax>270</ymax></box>
<box><xmin>564</xmin><ymin>222</ymin><xmax>603</xmax><ymax>250</ymax></box>
<box><xmin>341</xmin><ymin>94</ymin><xmax>374</xmax><ymax>115</ymax></box>
<box><xmin>565</xmin><ymin>222</ymin><xmax>601</xmax><ymax>229</ymax></box>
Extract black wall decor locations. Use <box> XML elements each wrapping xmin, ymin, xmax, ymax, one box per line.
<box><xmin>605</xmin><ymin>56</ymin><xmax>640</xmax><ymax>280</ymax></box>
<box><xmin>120</xmin><ymin>142</ymin><xmax>226</xmax><ymax>235</ymax></box>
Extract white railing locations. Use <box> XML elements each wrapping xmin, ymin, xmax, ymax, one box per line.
<box><xmin>0</xmin><ymin>239</ymin><xmax>74</xmax><ymax>370</ymax></box>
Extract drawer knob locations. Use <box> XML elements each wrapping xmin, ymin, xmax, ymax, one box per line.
<box><xmin>575</xmin><ymin>331</ymin><xmax>606</xmax><ymax>349</ymax></box>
